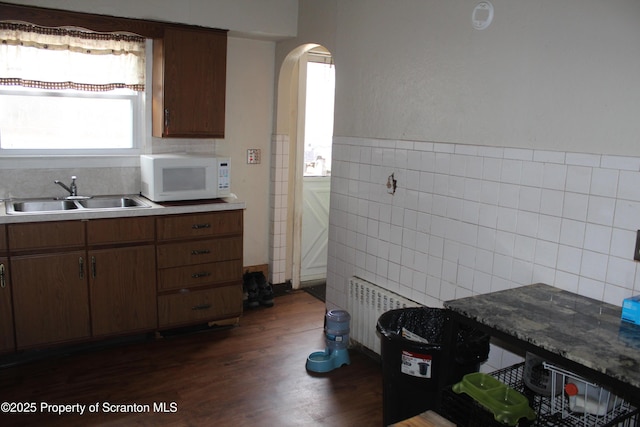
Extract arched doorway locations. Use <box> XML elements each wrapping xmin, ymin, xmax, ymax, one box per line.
<box><xmin>271</xmin><ymin>44</ymin><xmax>334</xmax><ymax>290</ymax></box>
<box><xmin>300</xmin><ymin>47</ymin><xmax>334</xmax><ymax>285</ymax></box>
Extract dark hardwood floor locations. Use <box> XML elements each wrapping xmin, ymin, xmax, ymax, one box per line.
<box><xmin>0</xmin><ymin>291</ymin><xmax>383</xmax><ymax>426</ymax></box>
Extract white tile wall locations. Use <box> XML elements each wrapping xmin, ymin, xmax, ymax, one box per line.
<box><xmin>326</xmin><ymin>137</ymin><xmax>640</xmax><ymax>369</ymax></box>
<box><xmin>269</xmin><ymin>134</ymin><xmax>289</xmax><ymax>285</ymax></box>
<box><xmin>326</xmin><ymin>137</ymin><xmax>640</xmax><ymax>313</ymax></box>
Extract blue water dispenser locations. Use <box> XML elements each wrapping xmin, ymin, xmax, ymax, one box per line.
<box><xmin>306</xmin><ymin>309</ymin><xmax>351</xmax><ymax>373</ymax></box>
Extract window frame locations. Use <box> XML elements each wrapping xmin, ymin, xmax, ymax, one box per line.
<box><xmin>0</xmin><ymin>86</ymin><xmax>144</xmax><ymax>156</ymax></box>
<box><xmin>0</xmin><ymin>39</ymin><xmax>152</xmax><ymax>169</ymax></box>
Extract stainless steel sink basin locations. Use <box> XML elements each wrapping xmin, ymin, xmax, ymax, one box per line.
<box><xmin>5</xmin><ymin>196</ymin><xmax>151</xmax><ymax>215</ymax></box>
<box><xmin>9</xmin><ymin>200</ymin><xmax>78</xmax><ymax>213</ymax></box>
<box><xmin>78</xmin><ymin>197</ymin><xmax>146</xmax><ymax>209</ymax></box>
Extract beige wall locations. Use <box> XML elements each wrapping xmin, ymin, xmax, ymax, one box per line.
<box><xmin>223</xmin><ymin>36</ymin><xmax>275</xmax><ymax>266</ymax></box>
<box><xmin>330</xmin><ymin>0</ymin><xmax>640</xmax><ymax>156</ymax></box>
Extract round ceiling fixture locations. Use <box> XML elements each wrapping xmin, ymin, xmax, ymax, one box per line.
<box><xmin>472</xmin><ymin>1</ymin><xmax>494</xmax><ymax>30</ymax></box>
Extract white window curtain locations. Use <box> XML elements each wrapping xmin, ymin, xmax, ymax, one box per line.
<box><xmin>0</xmin><ymin>22</ymin><xmax>145</xmax><ymax>91</ymax></box>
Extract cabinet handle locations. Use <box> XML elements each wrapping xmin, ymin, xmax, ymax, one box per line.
<box><xmin>164</xmin><ymin>108</ymin><xmax>170</xmax><ymax>133</ymax></box>
<box><xmin>192</xmin><ymin>223</ymin><xmax>211</xmax><ymax>229</ymax></box>
<box><xmin>191</xmin><ymin>304</ymin><xmax>212</xmax><ymax>311</ymax></box>
<box><xmin>91</xmin><ymin>256</ymin><xmax>97</xmax><ymax>278</ymax></box>
<box><xmin>0</xmin><ymin>263</ymin><xmax>5</xmax><ymax>288</ymax></box>
<box><xmin>79</xmin><ymin>257</ymin><xmax>84</xmax><ymax>279</ymax></box>
<box><xmin>191</xmin><ymin>249</ymin><xmax>211</xmax><ymax>255</ymax></box>
<box><xmin>191</xmin><ymin>272</ymin><xmax>211</xmax><ymax>279</ymax></box>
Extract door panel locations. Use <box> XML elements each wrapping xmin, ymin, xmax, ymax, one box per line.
<box><xmin>301</xmin><ymin>177</ymin><xmax>330</xmax><ymax>281</ymax></box>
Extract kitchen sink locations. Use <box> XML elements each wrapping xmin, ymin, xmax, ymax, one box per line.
<box><xmin>5</xmin><ymin>196</ymin><xmax>151</xmax><ymax>215</ymax></box>
<box><xmin>78</xmin><ymin>197</ymin><xmax>146</xmax><ymax>209</ymax></box>
<box><xmin>10</xmin><ymin>200</ymin><xmax>78</xmax><ymax>213</ymax></box>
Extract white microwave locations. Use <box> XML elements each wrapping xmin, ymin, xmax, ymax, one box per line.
<box><xmin>140</xmin><ymin>154</ymin><xmax>230</xmax><ymax>202</ymax></box>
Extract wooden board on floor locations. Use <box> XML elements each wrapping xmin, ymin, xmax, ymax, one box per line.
<box><xmin>390</xmin><ymin>410</ymin><xmax>455</xmax><ymax>427</ymax></box>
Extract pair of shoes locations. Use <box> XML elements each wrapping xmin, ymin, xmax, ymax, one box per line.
<box><xmin>253</xmin><ymin>272</ymin><xmax>274</xmax><ymax>308</ymax></box>
<box><xmin>243</xmin><ymin>272</ymin><xmax>260</xmax><ymax>309</ymax></box>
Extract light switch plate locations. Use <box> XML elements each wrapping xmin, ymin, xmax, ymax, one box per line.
<box><xmin>247</xmin><ymin>149</ymin><xmax>261</xmax><ymax>164</ymax></box>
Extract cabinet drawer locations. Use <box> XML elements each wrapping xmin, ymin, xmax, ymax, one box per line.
<box><xmin>158</xmin><ymin>285</ymin><xmax>242</xmax><ymax>328</ymax></box>
<box><xmin>156</xmin><ymin>211</ymin><xmax>242</xmax><ymax>241</ymax></box>
<box><xmin>8</xmin><ymin>221</ymin><xmax>85</xmax><ymax>252</ymax></box>
<box><xmin>87</xmin><ymin>217</ymin><xmax>155</xmax><ymax>245</ymax></box>
<box><xmin>157</xmin><ymin>236</ymin><xmax>242</xmax><ymax>268</ymax></box>
<box><xmin>158</xmin><ymin>259</ymin><xmax>241</xmax><ymax>292</ymax></box>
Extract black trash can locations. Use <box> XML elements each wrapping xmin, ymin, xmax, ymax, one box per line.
<box><xmin>376</xmin><ymin>307</ymin><xmax>490</xmax><ymax>426</ymax></box>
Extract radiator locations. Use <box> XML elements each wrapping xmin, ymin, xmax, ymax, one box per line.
<box><xmin>347</xmin><ymin>276</ymin><xmax>420</xmax><ymax>355</ymax></box>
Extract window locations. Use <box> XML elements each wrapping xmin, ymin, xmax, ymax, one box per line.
<box><xmin>0</xmin><ymin>23</ymin><xmax>146</xmax><ymax>156</ymax></box>
<box><xmin>303</xmin><ymin>52</ymin><xmax>335</xmax><ymax>177</ymax></box>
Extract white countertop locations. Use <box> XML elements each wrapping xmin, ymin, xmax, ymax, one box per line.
<box><xmin>0</xmin><ymin>195</ymin><xmax>246</xmax><ymax>224</ymax></box>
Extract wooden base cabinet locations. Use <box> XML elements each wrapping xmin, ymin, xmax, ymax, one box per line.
<box><xmin>8</xmin><ymin>217</ymin><xmax>157</xmax><ymax>350</ymax></box>
<box><xmin>86</xmin><ymin>217</ymin><xmax>157</xmax><ymax>337</ymax></box>
<box><xmin>156</xmin><ymin>211</ymin><xmax>243</xmax><ymax>329</ymax></box>
<box><xmin>89</xmin><ymin>245</ymin><xmax>157</xmax><ymax>337</ymax></box>
<box><xmin>3</xmin><ymin>210</ymin><xmax>243</xmax><ymax>353</ymax></box>
<box><xmin>0</xmin><ymin>225</ymin><xmax>14</xmax><ymax>353</ymax></box>
<box><xmin>11</xmin><ymin>252</ymin><xmax>91</xmax><ymax>349</ymax></box>
<box><xmin>0</xmin><ymin>256</ymin><xmax>15</xmax><ymax>353</ymax></box>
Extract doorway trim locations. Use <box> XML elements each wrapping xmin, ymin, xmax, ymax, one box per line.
<box><xmin>272</xmin><ymin>43</ymin><xmax>333</xmax><ymax>289</ymax></box>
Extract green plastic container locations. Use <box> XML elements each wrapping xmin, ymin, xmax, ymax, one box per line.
<box><xmin>452</xmin><ymin>372</ymin><xmax>536</xmax><ymax>426</ymax></box>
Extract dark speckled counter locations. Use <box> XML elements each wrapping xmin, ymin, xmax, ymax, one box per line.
<box><xmin>443</xmin><ymin>283</ymin><xmax>640</xmax><ymax>407</ymax></box>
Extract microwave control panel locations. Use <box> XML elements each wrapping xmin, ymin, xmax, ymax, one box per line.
<box><xmin>217</xmin><ymin>159</ymin><xmax>231</xmax><ymax>195</ymax></box>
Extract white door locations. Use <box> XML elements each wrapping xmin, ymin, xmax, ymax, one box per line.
<box><xmin>299</xmin><ymin>52</ymin><xmax>334</xmax><ymax>284</ymax></box>
<box><xmin>301</xmin><ymin>176</ymin><xmax>330</xmax><ymax>281</ymax></box>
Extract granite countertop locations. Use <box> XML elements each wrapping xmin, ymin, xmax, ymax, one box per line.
<box><xmin>0</xmin><ymin>196</ymin><xmax>246</xmax><ymax>224</ymax></box>
<box><xmin>444</xmin><ymin>283</ymin><xmax>640</xmax><ymax>394</ymax></box>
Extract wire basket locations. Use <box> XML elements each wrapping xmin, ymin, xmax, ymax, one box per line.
<box><xmin>439</xmin><ymin>362</ymin><xmax>638</xmax><ymax>427</ymax></box>
<box><xmin>542</xmin><ymin>362</ymin><xmax>637</xmax><ymax>427</ymax></box>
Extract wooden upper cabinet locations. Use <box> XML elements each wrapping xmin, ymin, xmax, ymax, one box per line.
<box><xmin>153</xmin><ymin>26</ymin><xmax>227</xmax><ymax>138</ymax></box>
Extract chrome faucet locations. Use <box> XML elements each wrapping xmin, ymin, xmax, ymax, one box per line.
<box><xmin>54</xmin><ymin>175</ymin><xmax>78</xmax><ymax>197</ymax></box>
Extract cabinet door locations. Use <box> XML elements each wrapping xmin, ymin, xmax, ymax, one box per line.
<box><xmin>89</xmin><ymin>245</ymin><xmax>157</xmax><ymax>336</ymax></box>
<box><xmin>12</xmin><ymin>252</ymin><xmax>90</xmax><ymax>349</ymax></box>
<box><xmin>0</xmin><ymin>257</ymin><xmax>15</xmax><ymax>353</ymax></box>
<box><xmin>154</xmin><ymin>26</ymin><xmax>227</xmax><ymax>138</ymax></box>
